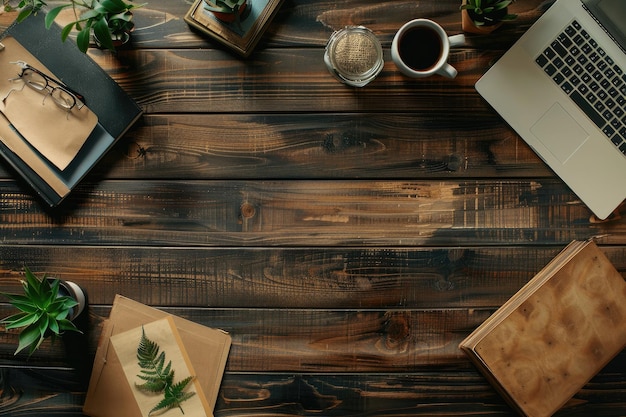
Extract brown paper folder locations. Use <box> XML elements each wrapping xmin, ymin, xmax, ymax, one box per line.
<box><xmin>83</xmin><ymin>295</ymin><xmax>231</xmax><ymax>417</ymax></box>
<box><xmin>459</xmin><ymin>240</ymin><xmax>626</xmax><ymax>417</ymax></box>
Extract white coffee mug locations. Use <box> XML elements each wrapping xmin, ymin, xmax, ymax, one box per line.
<box><xmin>391</xmin><ymin>19</ymin><xmax>465</xmax><ymax>79</ymax></box>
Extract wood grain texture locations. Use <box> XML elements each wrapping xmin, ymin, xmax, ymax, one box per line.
<box><xmin>0</xmin><ymin>366</ymin><xmax>625</xmax><ymax>416</ymax></box>
<box><xmin>1</xmin><ymin>112</ymin><xmax>548</xmax><ymax>180</ymax></box>
<box><xmin>0</xmin><ymin>0</ymin><xmax>624</xmax><ymax>415</ymax></box>
<box><xmin>1</xmin><ymin>179</ymin><xmax>624</xmax><ymax>246</ymax></box>
<box><xmin>0</xmin><ymin>245</ymin><xmax>625</xmax><ymax>308</ymax></box>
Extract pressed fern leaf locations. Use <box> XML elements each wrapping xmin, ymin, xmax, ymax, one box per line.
<box><xmin>135</xmin><ymin>326</ymin><xmax>197</xmax><ymax>416</ymax></box>
<box><xmin>149</xmin><ymin>375</ymin><xmax>196</xmax><ymax>416</ymax></box>
<box><xmin>135</xmin><ymin>326</ymin><xmax>174</xmax><ymax>393</ymax></box>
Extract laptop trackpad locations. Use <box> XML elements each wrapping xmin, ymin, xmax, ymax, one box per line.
<box><xmin>530</xmin><ymin>103</ymin><xmax>589</xmax><ymax>164</ymax></box>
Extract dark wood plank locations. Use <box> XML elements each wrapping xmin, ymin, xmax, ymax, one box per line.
<box><xmin>1</xmin><ymin>179</ymin><xmax>625</xmax><ymax>246</ymax></box>
<box><xmin>1</xmin><ymin>366</ymin><xmax>625</xmax><ymax>417</ymax></box>
<box><xmin>0</xmin><ymin>306</ymin><xmax>490</xmax><ymax>370</ymax></box>
<box><xmin>101</xmin><ymin>113</ymin><xmax>548</xmax><ymax>179</ymax></box>
<box><xmin>0</xmin><ymin>111</ymin><xmax>550</xmax><ymax>180</ymax></box>
<box><xmin>1</xmin><ymin>305</ymin><xmax>624</xmax><ymax>374</ymax></box>
<box><xmin>1</xmin><ymin>246</ymin><xmax>625</xmax><ymax>309</ymax></box>
<box><xmin>87</xmin><ymin>47</ymin><xmax>490</xmax><ymax>114</ymax></box>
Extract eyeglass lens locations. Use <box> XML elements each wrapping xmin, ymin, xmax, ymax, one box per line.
<box><xmin>21</xmin><ymin>68</ymin><xmax>76</xmax><ymax>110</ymax></box>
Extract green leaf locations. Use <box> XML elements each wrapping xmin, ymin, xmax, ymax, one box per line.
<box><xmin>48</xmin><ymin>297</ymin><xmax>78</xmax><ymax>318</ymax></box>
<box><xmin>48</xmin><ymin>317</ymin><xmax>60</xmax><ymax>335</ymax></box>
<box><xmin>45</xmin><ymin>4</ymin><xmax>71</xmax><ymax>28</ymax></box>
<box><xmin>57</xmin><ymin>318</ymin><xmax>80</xmax><ymax>333</ymax></box>
<box><xmin>100</xmin><ymin>0</ymin><xmax>127</xmax><ymax>13</ymax></box>
<box><xmin>135</xmin><ymin>327</ymin><xmax>196</xmax><ymax>415</ymax></box>
<box><xmin>149</xmin><ymin>376</ymin><xmax>196</xmax><ymax>416</ymax></box>
<box><xmin>3</xmin><ymin>293</ymin><xmax>38</xmax><ymax>313</ymax></box>
<box><xmin>16</xmin><ymin>7</ymin><xmax>34</xmax><ymax>23</ymax></box>
<box><xmin>93</xmin><ymin>16</ymin><xmax>114</xmax><ymax>51</ymax></box>
<box><xmin>135</xmin><ymin>327</ymin><xmax>175</xmax><ymax>394</ymax></box>
<box><xmin>494</xmin><ymin>0</ymin><xmax>512</xmax><ymax>10</ymax></box>
<box><xmin>3</xmin><ymin>312</ymin><xmax>40</xmax><ymax>329</ymax></box>
<box><xmin>15</xmin><ymin>324</ymin><xmax>43</xmax><ymax>355</ymax></box>
<box><xmin>76</xmin><ymin>27</ymin><xmax>92</xmax><ymax>53</ymax></box>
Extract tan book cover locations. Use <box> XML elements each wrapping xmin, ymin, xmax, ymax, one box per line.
<box><xmin>459</xmin><ymin>240</ymin><xmax>626</xmax><ymax>417</ymax></box>
<box><xmin>110</xmin><ymin>317</ymin><xmax>212</xmax><ymax>417</ymax></box>
<box><xmin>83</xmin><ymin>295</ymin><xmax>231</xmax><ymax>417</ymax></box>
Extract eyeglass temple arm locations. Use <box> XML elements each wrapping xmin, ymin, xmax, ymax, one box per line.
<box><xmin>9</xmin><ymin>60</ymin><xmax>86</xmax><ymax>104</ymax></box>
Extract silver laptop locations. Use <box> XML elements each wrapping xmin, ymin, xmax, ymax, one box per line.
<box><xmin>476</xmin><ymin>0</ymin><xmax>626</xmax><ymax>220</ymax></box>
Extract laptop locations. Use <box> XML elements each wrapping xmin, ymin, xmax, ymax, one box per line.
<box><xmin>475</xmin><ymin>0</ymin><xmax>626</xmax><ymax>220</ymax></box>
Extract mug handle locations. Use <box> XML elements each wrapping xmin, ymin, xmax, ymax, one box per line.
<box><xmin>436</xmin><ymin>34</ymin><xmax>465</xmax><ymax>78</ymax></box>
<box><xmin>437</xmin><ymin>62</ymin><xmax>458</xmax><ymax>79</ymax></box>
<box><xmin>448</xmin><ymin>33</ymin><xmax>466</xmax><ymax>48</ymax></box>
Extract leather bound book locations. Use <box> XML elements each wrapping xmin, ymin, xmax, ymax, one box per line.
<box><xmin>459</xmin><ymin>240</ymin><xmax>626</xmax><ymax>417</ymax></box>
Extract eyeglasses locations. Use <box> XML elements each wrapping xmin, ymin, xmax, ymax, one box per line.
<box><xmin>5</xmin><ymin>61</ymin><xmax>85</xmax><ymax>111</ymax></box>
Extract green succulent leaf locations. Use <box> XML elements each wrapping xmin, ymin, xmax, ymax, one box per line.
<box><xmin>58</xmin><ymin>318</ymin><xmax>79</xmax><ymax>332</ymax></box>
<box><xmin>2</xmin><ymin>293</ymin><xmax>39</xmax><ymax>313</ymax></box>
<box><xmin>2</xmin><ymin>312</ymin><xmax>39</xmax><ymax>329</ymax></box>
<box><xmin>461</xmin><ymin>0</ymin><xmax>517</xmax><ymax>24</ymax></box>
<box><xmin>15</xmin><ymin>323</ymin><xmax>44</xmax><ymax>355</ymax></box>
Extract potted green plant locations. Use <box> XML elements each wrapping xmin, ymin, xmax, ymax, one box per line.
<box><xmin>0</xmin><ymin>266</ymin><xmax>86</xmax><ymax>356</ymax></box>
<box><xmin>460</xmin><ymin>0</ymin><xmax>517</xmax><ymax>34</ymax></box>
<box><xmin>202</xmin><ymin>0</ymin><xmax>248</xmax><ymax>24</ymax></box>
<box><xmin>4</xmin><ymin>0</ymin><xmax>145</xmax><ymax>53</ymax></box>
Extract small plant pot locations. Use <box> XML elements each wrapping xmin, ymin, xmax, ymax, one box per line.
<box><xmin>461</xmin><ymin>9</ymin><xmax>503</xmax><ymax>34</ymax></box>
<box><xmin>93</xmin><ymin>30</ymin><xmax>132</xmax><ymax>50</ymax></box>
<box><xmin>49</xmin><ymin>278</ymin><xmax>87</xmax><ymax>321</ymax></box>
<box><xmin>207</xmin><ymin>0</ymin><xmax>248</xmax><ymax>23</ymax></box>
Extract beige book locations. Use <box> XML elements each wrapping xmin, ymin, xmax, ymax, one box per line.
<box><xmin>459</xmin><ymin>240</ymin><xmax>626</xmax><ymax>417</ymax></box>
<box><xmin>110</xmin><ymin>317</ymin><xmax>212</xmax><ymax>417</ymax></box>
<box><xmin>83</xmin><ymin>295</ymin><xmax>231</xmax><ymax>417</ymax></box>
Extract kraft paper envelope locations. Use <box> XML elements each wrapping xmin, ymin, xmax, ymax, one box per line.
<box><xmin>0</xmin><ymin>36</ymin><xmax>98</xmax><ymax>171</ymax></box>
<box><xmin>110</xmin><ymin>317</ymin><xmax>211</xmax><ymax>417</ymax></box>
<box><xmin>83</xmin><ymin>295</ymin><xmax>231</xmax><ymax>417</ymax></box>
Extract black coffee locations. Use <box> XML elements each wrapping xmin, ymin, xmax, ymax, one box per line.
<box><xmin>398</xmin><ymin>27</ymin><xmax>442</xmax><ymax>71</ymax></box>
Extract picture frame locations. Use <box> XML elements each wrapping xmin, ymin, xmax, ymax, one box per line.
<box><xmin>184</xmin><ymin>0</ymin><xmax>284</xmax><ymax>57</ymax></box>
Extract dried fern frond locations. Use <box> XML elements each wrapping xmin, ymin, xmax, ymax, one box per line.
<box><xmin>135</xmin><ymin>326</ymin><xmax>196</xmax><ymax>416</ymax></box>
<box><xmin>149</xmin><ymin>375</ymin><xmax>196</xmax><ymax>416</ymax></box>
<box><xmin>135</xmin><ymin>326</ymin><xmax>174</xmax><ymax>393</ymax></box>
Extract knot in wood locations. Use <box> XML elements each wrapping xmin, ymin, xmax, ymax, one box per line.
<box><xmin>240</xmin><ymin>203</ymin><xmax>256</xmax><ymax>219</ymax></box>
<box><xmin>384</xmin><ymin>313</ymin><xmax>410</xmax><ymax>345</ymax></box>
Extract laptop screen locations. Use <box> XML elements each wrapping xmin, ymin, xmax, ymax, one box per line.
<box><xmin>583</xmin><ymin>0</ymin><xmax>626</xmax><ymax>52</ymax></box>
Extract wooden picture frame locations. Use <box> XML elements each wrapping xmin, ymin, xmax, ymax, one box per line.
<box><xmin>184</xmin><ymin>0</ymin><xmax>284</xmax><ymax>57</ymax></box>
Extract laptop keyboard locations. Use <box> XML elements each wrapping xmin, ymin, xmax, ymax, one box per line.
<box><xmin>535</xmin><ymin>19</ymin><xmax>626</xmax><ymax>156</ymax></box>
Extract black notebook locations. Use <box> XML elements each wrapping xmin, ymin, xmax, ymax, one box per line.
<box><xmin>0</xmin><ymin>12</ymin><xmax>142</xmax><ymax>206</ymax></box>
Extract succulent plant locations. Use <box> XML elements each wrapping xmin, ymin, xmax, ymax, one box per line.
<box><xmin>202</xmin><ymin>0</ymin><xmax>249</xmax><ymax>26</ymax></box>
<box><xmin>1</xmin><ymin>267</ymin><xmax>82</xmax><ymax>355</ymax></box>
<box><xmin>461</xmin><ymin>0</ymin><xmax>517</xmax><ymax>27</ymax></box>
<box><xmin>202</xmin><ymin>0</ymin><xmax>246</xmax><ymax>15</ymax></box>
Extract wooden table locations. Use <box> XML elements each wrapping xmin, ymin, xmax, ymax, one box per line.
<box><xmin>1</xmin><ymin>0</ymin><xmax>625</xmax><ymax>415</ymax></box>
